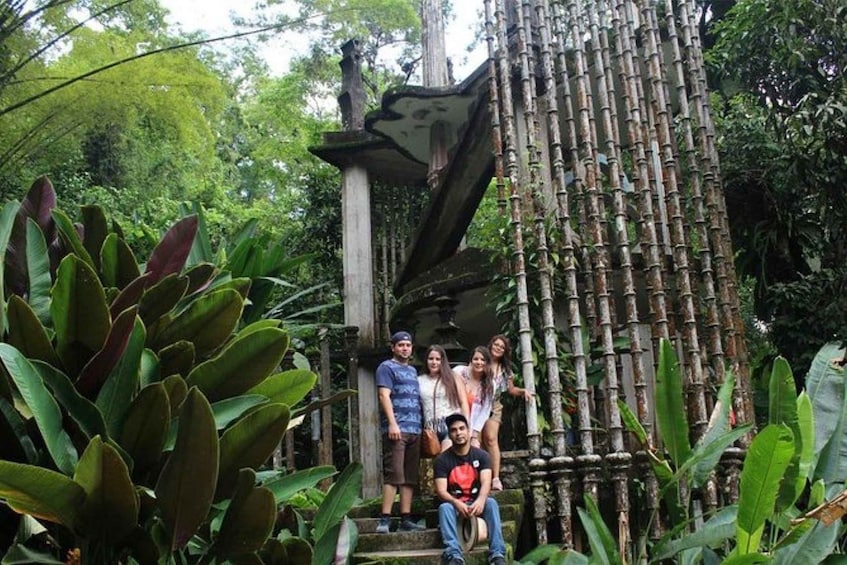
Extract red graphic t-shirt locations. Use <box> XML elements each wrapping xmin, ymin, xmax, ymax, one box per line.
<box><xmin>434</xmin><ymin>447</ymin><xmax>492</xmax><ymax>503</ymax></box>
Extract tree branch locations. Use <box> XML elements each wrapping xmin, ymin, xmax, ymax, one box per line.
<box><xmin>1</xmin><ymin>0</ymin><xmax>136</xmax><ymax>85</ymax></box>
<box><xmin>0</xmin><ymin>16</ymin><xmax>313</xmax><ymax>117</ymax></box>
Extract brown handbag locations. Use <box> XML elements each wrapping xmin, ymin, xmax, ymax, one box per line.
<box><xmin>421</xmin><ymin>379</ymin><xmax>441</xmax><ymax>458</ymax></box>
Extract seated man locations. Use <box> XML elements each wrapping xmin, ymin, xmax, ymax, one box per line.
<box><xmin>434</xmin><ymin>413</ymin><xmax>507</xmax><ymax>565</ymax></box>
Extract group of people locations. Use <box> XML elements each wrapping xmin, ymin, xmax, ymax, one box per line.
<box><xmin>375</xmin><ymin>330</ymin><xmax>533</xmax><ymax>565</ymax></box>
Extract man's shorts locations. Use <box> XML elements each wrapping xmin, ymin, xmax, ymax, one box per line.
<box><xmin>382</xmin><ymin>432</ymin><xmax>421</xmax><ymax>486</ymax></box>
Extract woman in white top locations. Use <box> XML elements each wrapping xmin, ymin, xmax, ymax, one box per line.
<box><xmin>455</xmin><ymin>346</ymin><xmax>496</xmax><ymax>448</ymax></box>
<box><xmin>419</xmin><ymin>345</ymin><xmax>469</xmax><ymax>451</ymax></box>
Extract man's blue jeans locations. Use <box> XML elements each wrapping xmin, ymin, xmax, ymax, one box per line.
<box><xmin>438</xmin><ymin>498</ymin><xmax>507</xmax><ymax>562</ymax></box>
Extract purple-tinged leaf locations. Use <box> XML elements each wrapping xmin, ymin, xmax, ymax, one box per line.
<box><xmin>184</xmin><ymin>263</ymin><xmax>217</xmax><ymax>296</ymax></box>
<box><xmin>21</xmin><ymin>176</ymin><xmax>57</xmax><ymax>237</ymax></box>
<box><xmin>145</xmin><ymin>216</ymin><xmax>198</xmax><ymax>285</ymax></box>
<box><xmin>77</xmin><ymin>307</ymin><xmax>138</xmax><ymax>398</ymax></box>
<box><xmin>110</xmin><ymin>273</ymin><xmax>153</xmax><ymax>320</ymax></box>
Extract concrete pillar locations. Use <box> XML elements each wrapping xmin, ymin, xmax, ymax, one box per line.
<box><xmin>341</xmin><ymin>164</ymin><xmax>381</xmax><ymax>498</ymax></box>
<box><xmin>337</xmin><ymin>40</ymin><xmax>381</xmax><ymax>497</ymax></box>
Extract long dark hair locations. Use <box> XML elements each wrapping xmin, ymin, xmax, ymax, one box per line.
<box><xmin>468</xmin><ymin>346</ymin><xmax>494</xmax><ymax>404</ymax></box>
<box><xmin>487</xmin><ymin>334</ymin><xmax>513</xmax><ymax>379</ymax></box>
<box><xmin>426</xmin><ymin>345</ymin><xmax>462</xmax><ymax>409</ymax></box>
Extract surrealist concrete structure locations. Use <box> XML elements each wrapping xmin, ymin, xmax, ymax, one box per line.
<box><xmin>310</xmin><ymin>0</ymin><xmax>753</xmax><ymax>553</ymax></box>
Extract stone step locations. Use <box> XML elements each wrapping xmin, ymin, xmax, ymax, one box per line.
<box><xmin>352</xmin><ymin>547</ymin><xmax>492</xmax><ymax>565</ymax></box>
<box><xmin>354</xmin><ymin>516</ymin><xmax>427</xmax><ymax>534</ymax></box>
<box><xmin>356</xmin><ymin>528</ymin><xmax>443</xmax><ymax>552</ymax></box>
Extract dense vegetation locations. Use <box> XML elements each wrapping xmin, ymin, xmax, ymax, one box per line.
<box><xmin>0</xmin><ymin>0</ymin><xmax>425</xmax><ymax>316</ymax></box>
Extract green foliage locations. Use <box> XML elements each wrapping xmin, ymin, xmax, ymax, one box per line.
<box><xmin>487</xmin><ymin>208</ymin><xmax>579</xmax><ymax>439</ymax></box>
<box><xmin>709</xmin><ymin>0</ymin><xmax>847</xmax><ymax>374</ymax></box>
<box><xmin>567</xmin><ymin>345</ymin><xmax>845</xmax><ymax>563</ymax></box>
<box><xmin>0</xmin><ymin>178</ymin><xmax>359</xmax><ymax>563</ymax></box>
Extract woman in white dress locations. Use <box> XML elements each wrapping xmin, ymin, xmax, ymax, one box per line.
<box><xmin>419</xmin><ymin>345</ymin><xmax>469</xmax><ymax>452</ymax></box>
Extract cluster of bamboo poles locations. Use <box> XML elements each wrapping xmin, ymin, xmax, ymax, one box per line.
<box><xmin>483</xmin><ymin>0</ymin><xmax>752</xmax><ymax>551</ymax></box>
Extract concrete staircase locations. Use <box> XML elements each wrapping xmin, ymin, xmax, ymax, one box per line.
<box><xmin>349</xmin><ymin>489</ymin><xmax>525</xmax><ymax>564</ymax></box>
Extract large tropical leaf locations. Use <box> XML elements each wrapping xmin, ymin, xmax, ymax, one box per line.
<box><xmin>214</xmin><ymin>468</ymin><xmax>275</xmax><ymax>558</ymax></box>
<box><xmin>162</xmin><ymin>374</ymin><xmax>188</xmax><ymax>418</ymax></box>
<box><xmin>768</xmin><ymin>358</ymin><xmax>804</xmax><ymax>513</ymax></box>
<box><xmin>260</xmin><ymin>466</ymin><xmax>336</xmax><ymax>506</ymax></box>
<box><xmin>51</xmin><ymin>254</ymin><xmax>110</xmax><ymax>376</ymax></box>
<box><xmin>5</xmin><ymin>178</ymin><xmax>56</xmax><ymax>298</ymax></box>
<box><xmin>806</xmin><ymin>342</ymin><xmax>847</xmax><ymax>482</ymax></box>
<box><xmin>769</xmin><ymin>357</ymin><xmax>798</xmax><ymax>427</ymax></box>
<box><xmin>118</xmin><ymin>383</ymin><xmax>170</xmax><ymax>478</ymax></box>
<box><xmin>73</xmin><ymin>436</ymin><xmax>139</xmax><ymax>543</ymax></box>
<box><xmin>334</xmin><ymin>516</ymin><xmax>358</xmax><ymax>564</ymax></box>
<box><xmin>247</xmin><ymin>369</ymin><xmax>317</xmax><ymax>408</ymax></box>
<box><xmin>312</xmin><ymin>518</ymin><xmax>355</xmax><ymax>565</ymax></box>
<box><xmin>25</xmin><ymin>218</ymin><xmax>52</xmax><ymax>324</ymax></box>
<box><xmin>0</xmin><ymin>460</ymin><xmax>85</xmax><ymax>529</ymax></box>
<box><xmin>138</xmin><ymin>273</ymin><xmax>189</xmax><ymax>326</ymax></box>
<box><xmin>51</xmin><ymin>208</ymin><xmax>95</xmax><ymax>269</ymax></box>
<box><xmin>652</xmin><ymin>506</ymin><xmax>737</xmax><ymax>561</ymax></box>
<box><xmin>186</xmin><ymin>327</ymin><xmax>290</xmax><ymax>402</ymax></box>
<box><xmin>96</xmin><ymin>317</ymin><xmax>146</xmax><ymax>438</ymax></box>
<box><xmin>210</xmin><ymin>395</ymin><xmax>270</xmax><ymax>430</ymax></box>
<box><xmin>109</xmin><ymin>272</ymin><xmax>152</xmax><ymax>320</ymax></box>
<box><xmin>618</xmin><ymin>399</ymin><xmax>649</xmax><ymax>446</ymax></box>
<box><xmin>155</xmin><ymin>388</ymin><xmax>219</xmax><ymax>551</ymax></box>
<box><xmin>796</xmin><ymin>393</ymin><xmax>815</xmax><ymax>492</ymax></box>
<box><xmin>692</xmin><ymin>372</ymin><xmax>738</xmax><ymax>487</ymax></box>
<box><xmin>183</xmin><ymin>263</ymin><xmax>217</xmax><ymax>297</ymax></box>
<box><xmin>0</xmin><ymin>397</ymin><xmax>38</xmax><ymax>463</ymax></box>
<box><xmin>773</xmin><ymin>520</ymin><xmax>840</xmax><ymax>564</ymax></box>
<box><xmin>163</xmin><ymin>395</ymin><xmax>271</xmax><ymax>451</ymax></box>
<box><xmin>0</xmin><ymin>344</ymin><xmax>78</xmax><ymax>474</ymax></box>
<box><xmin>100</xmin><ymin>233</ymin><xmax>141</xmax><ymax>289</ymax></box>
<box><xmin>36</xmin><ymin>361</ymin><xmax>108</xmax><ymax>442</ymax></box>
<box><xmin>158</xmin><ymin>340</ymin><xmax>195</xmax><ymax>378</ymax></box>
<box><xmin>145</xmin><ymin>215</ymin><xmax>198</xmax><ymax>285</ymax></box>
<box><xmin>576</xmin><ymin>493</ymin><xmax>620</xmax><ymax>565</ymax></box>
<box><xmin>153</xmin><ymin>288</ymin><xmax>244</xmax><ymax>356</ymax></box>
<box><xmin>81</xmin><ymin>205</ymin><xmax>108</xmax><ymax>270</ymax></box>
<box><xmin>178</xmin><ymin>202</ymin><xmax>214</xmax><ymax>267</ymax></box>
<box><xmin>313</xmin><ymin>462</ymin><xmax>363</xmax><ymax>542</ymax></box>
<box><xmin>655</xmin><ymin>339</ymin><xmax>691</xmax><ymax>467</ymax></box>
<box><xmin>76</xmin><ymin>306</ymin><xmax>138</xmax><ymax>398</ymax></box>
<box><xmin>217</xmin><ymin>403</ymin><xmax>290</xmax><ymax>499</ymax></box>
<box><xmin>5</xmin><ymin>295</ymin><xmax>61</xmax><ymax>367</ymax></box>
<box><xmin>737</xmin><ymin>424</ymin><xmax>795</xmax><ymax>554</ymax></box>
<box><xmin>0</xmin><ymin>200</ymin><xmax>22</xmax><ymax>334</ymax></box>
